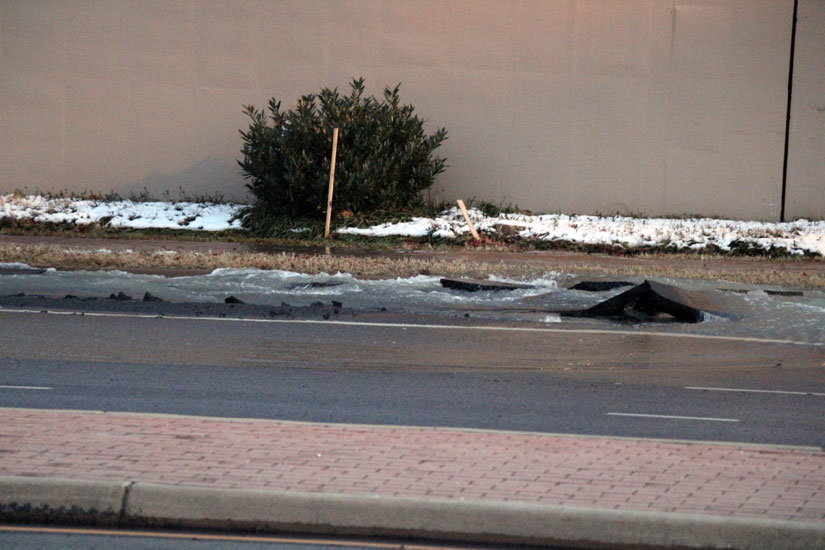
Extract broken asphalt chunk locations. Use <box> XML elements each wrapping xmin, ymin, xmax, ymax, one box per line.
<box><xmin>440</xmin><ymin>278</ymin><xmax>534</xmax><ymax>292</ymax></box>
<box><xmin>764</xmin><ymin>290</ymin><xmax>804</xmax><ymax>297</ymax></box>
<box><xmin>569</xmin><ymin>281</ymin><xmax>634</xmax><ymax>292</ymax></box>
<box><xmin>560</xmin><ymin>280</ymin><xmax>738</xmax><ymax>323</ymax></box>
<box><xmin>0</xmin><ymin>267</ymin><xmax>46</xmax><ymax>275</ymax></box>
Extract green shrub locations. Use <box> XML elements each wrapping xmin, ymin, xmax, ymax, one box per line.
<box><xmin>238</xmin><ymin>78</ymin><xmax>448</xmax><ymax>235</ymax></box>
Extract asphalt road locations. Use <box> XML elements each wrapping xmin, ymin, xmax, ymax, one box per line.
<box><xmin>0</xmin><ymin>526</ymin><xmax>501</xmax><ymax>550</ymax></box>
<box><xmin>2</xmin><ymin>309</ymin><xmax>824</xmax><ymax>447</ymax></box>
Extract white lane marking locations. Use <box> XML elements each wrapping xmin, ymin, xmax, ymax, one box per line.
<box><xmin>686</xmin><ymin>386</ymin><xmax>825</xmax><ymax>397</ymax></box>
<box><xmin>607</xmin><ymin>412</ymin><xmax>740</xmax><ymax>422</ymax></box>
<box><xmin>0</xmin><ymin>307</ymin><xmax>823</xmax><ymax>347</ymax></box>
<box><xmin>0</xmin><ymin>384</ymin><xmax>52</xmax><ymax>390</ymax></box>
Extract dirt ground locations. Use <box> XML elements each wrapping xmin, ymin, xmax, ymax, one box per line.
<box><xmin>1</xmin><ymin>234</ymin><xmax>824</xmax><ymax>289</ymax></box>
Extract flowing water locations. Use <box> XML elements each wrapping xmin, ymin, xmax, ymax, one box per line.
<box><xmin>1</xmin><ymin>264</ymin><xmax>823</xmax><ymax>345</ymax></box>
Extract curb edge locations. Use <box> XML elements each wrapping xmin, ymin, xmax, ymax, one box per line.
<box><xmin>2</xmin><ymin>476</ymin><xmax>825</xmax><ymax>550</ymax></box>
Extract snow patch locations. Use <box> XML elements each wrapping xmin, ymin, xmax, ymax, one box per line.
<box><xmin>2</xmin><ymin>195</ymin><xmax>823</xmax><ymax>256</ymax></box>
<box><xmin>0</xmin><ymin>195</ymin><xmax>243</xmax><ymax>231</ymax></box>
<box><xmin>339</xmin><ymin>208</ymin><xmax>825</xmax><ymax>257</ymax></box>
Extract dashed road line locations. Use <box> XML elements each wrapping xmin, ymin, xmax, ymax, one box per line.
<box><xmin>607</xmin><ymin>412</ymin><xmax>740</xmax><ymax>422</ymax></box>
<box><xmin>686</xmin><ymin>386</ymin><xmax>825</xmax><ymax>397</ymax></box>
<box><xmin>0</xmin><ymin>385</ymin><xmax>52</xmax><ymax>390</ymax></box>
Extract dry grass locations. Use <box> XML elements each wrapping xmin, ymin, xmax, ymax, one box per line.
<box><xmin>561</xmin><ymin>261</ymin><xmax>825</xmax><ymax>289</ymax></box>
<box><xmin>1</xmin><ymin>244</ymin><xmax>823</xmax><ymax>289</ymax></box>
<box><xmin>0</xmin><ymin>244</ymin><xmax>506</xmax><ymax>279</ymax></box>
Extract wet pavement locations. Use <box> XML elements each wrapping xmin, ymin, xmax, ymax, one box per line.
<box><xmin>1</xmin><ymin>262</ymin><xmax>824</xmax><ymax>345</ymax></box>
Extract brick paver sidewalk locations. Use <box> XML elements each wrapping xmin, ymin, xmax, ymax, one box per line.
<box><xmin>1</xmin><ymin>408</ymin><xmax>824</xmax><ymax>523</ymax></box>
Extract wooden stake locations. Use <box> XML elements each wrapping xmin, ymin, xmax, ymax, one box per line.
<box><xmin>456</xmin><ymin>199</ymin><xmax>481</xmax><ymax>242</ymax></box>
<box><xmin>324</xmin><ymin>128</ymin><xmax>339</xmax><ymax>239</ymax></box>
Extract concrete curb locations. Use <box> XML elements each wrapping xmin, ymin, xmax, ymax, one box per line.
<box><xmin>0</xmin><ymin>477</ymin><xmax>128</xmax><ymax>525</ymax></box>
<box><xmin>2</xmin><ymin>476</ymin><xmax>825</xmax><ymax>549</ymax></box>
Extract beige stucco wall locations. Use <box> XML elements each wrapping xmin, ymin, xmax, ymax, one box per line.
<box><xmin>785</xmin><ymin>0</ymin><xmax>825</xmax><ymax>220</ymax></box>
<box><xmin>0</xmin><ymin>0</ymin><xmax>813</xmax><ymax>220</ymax></box>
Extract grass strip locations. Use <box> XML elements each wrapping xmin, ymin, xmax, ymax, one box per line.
<box><xmin>1</xmin><ymin>243</ymin><xmax>822</xmax><ymax>289</ymax></box>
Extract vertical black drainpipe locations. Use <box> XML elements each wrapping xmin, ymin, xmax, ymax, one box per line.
<box><xmin>781</xmin><ymin>0</ymin><xmax>799</xmax><ymax>222</ymax></box>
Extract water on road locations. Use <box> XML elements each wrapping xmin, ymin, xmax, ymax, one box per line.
<box><xmin>2</xmin><ymin>263</ymin><xmax>824</xmax><ymax>345</ymax></box>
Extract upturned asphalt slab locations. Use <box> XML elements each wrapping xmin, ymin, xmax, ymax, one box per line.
<box><xmin>1</xmin><ymin>408</ymin><xmax>824</xmax><ymax>549</ymax></box>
